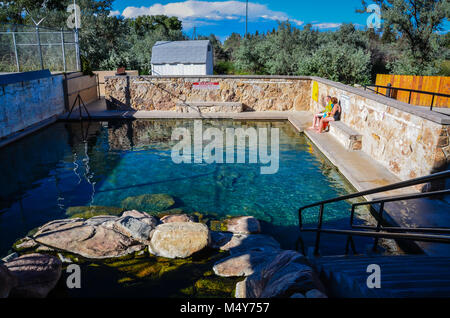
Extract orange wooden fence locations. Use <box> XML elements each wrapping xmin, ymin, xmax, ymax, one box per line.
<box><xmin>375</xmin><ymin>74</ymin><xmax>450</xmax><ymax>108</ymax></box>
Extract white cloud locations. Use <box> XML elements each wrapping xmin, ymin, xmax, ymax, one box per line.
<box><xmin>312</xmin><ymin>23</ymin><xmax>342</xmax><ymax>30</ymax></box>
<box><xmin>120</xmin><ymin>1</ymin><xmax>303</xmax><ymax>29</ymax></box>
<box><xmin>109</xmin><ymin>10</ymin><xmax>121</xmax><ymax>17</ymax></box>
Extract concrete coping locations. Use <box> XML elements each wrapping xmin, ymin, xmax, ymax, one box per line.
<box><xmin>104</xmin><ymin>75</ymin><xmax>450</xmax><ymax>125</ymax></box>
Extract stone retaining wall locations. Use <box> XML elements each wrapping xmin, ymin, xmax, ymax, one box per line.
<box><xmin>105</xmin><ymin>76</ymin><xmax>311</xmax><ymax>112</ymax></box>
<box><xmin>105</xmin><ymin>75</ymin><xmax>449</xmax><ymax>181</ymax></box>
<box><xmin>310</xmin><ymin>77</ymin><xmax>449</xmax><ymax>181</ymax></box>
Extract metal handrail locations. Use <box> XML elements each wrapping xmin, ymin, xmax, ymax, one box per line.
<box><xmin>363</xmin><ymin>84</ymin><xmax>450</xmax><ymax>111</ymax></box>
<box><xmin>298</xmin><ymin>170</ymin><xmax>450</xmax><ymax>256</ymax></box>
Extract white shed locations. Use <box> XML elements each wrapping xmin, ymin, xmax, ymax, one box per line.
<box><xmin>151</xmin><ymin>40</ymin><xmax>214</xmax><ymax>76</ymax></box>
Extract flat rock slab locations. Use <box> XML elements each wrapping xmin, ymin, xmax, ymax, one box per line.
<box><xmin>5</xmin><ymin>253</ymin><xmax>61</xmax><ymax>298</ymax></box>
<box><xmin>218</xmin><ymin>234</ymin><xmax>281</xmax><ymax>255</ymax></box>
<box><xmin>34</xmin><ymin>219</ymin><xmax>144</xmax><ymax>259</ymax></box>
<box><xmin>213</xmin><ymin>250</ymin><xmax>278</xmax><ymax>278</ymax></box>
<box><xmin>149</xmin><ymin>222</ymin><xmax>210</xmax><ymax>259</ymax></box>
<box><xmin>113</xmin><ymin>215</ymin><xmax>156</xmax><ymax>243</ymax></box>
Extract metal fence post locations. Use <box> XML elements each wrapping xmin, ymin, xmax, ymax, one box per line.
<box><xmin>36</xmin><ymin>25</ymin><xmax>44</xmax><ymax>70</ymax></box>
<box><xmin>12</xmin><ymin>30</ymin><xmax>20</xmax><ymax>72</ymax></box>
<box><xmin>61</xmin><ymin>28</ymin><xmax>66</xmax><ymax>73</ymax></box>
<box><xmin>74</xmin><ymin>28</ymin><xmax>81</xmax><ymax>72</ymax></box>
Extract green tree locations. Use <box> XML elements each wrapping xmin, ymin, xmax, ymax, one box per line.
<box><xmin>298</xmin><ymin>42</ymin><xmax>372</xmax><ymax>85</ymax></box>
<box><xmin>360</xmin><ymin>0</ymin><xmax>450</xmax><ymax>75</ymax></box>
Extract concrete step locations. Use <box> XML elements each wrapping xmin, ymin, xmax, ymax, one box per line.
<box><xmin>310</xmin><ymin>255</ymin><xmax>450</xmax><ymax>298</ymax></box>
<box><xmin>329</xmin><ymin>121</ymin><xmax>362</xmax><ymax>151</ymax></box>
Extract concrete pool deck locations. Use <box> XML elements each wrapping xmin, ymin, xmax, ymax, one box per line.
<box><xmin>60</xmin><ymin>98</ymin><xmax>450</xmax><ymax>255</ymax></box>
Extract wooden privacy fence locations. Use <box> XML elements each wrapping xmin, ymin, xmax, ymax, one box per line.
<box><xmin>375</xmin><ymin>74</ymin><xmax>450</xmax><ymax>108</ymax></box>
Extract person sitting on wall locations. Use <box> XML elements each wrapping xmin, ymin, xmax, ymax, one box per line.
<box><xmin>317</xmin><ymin>97</ymin><xmax>341</xmax><ymax>133</ymax></box>
<box><xmin>309</xmin><ymin>96</ymin><xmax>333</xmax><ymax>130</ymax></box>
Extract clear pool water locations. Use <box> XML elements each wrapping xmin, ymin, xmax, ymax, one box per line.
<box><xmin>0</xmin><ymin>119</ymin><xmax>369</xmax><ymax>257</ymax></box>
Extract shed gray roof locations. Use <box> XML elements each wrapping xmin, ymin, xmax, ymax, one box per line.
<box><xmin>151</xmin><ymin>40</ymin><xmax>211</xmax><ymax>64</ymax></box>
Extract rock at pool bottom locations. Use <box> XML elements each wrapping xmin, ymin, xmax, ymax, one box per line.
<box><xmin>121</xmin><ymin>194</ymin><xmax>176</xmax><ymax>213</ymax></box>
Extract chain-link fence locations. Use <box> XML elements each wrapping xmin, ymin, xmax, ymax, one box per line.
<box><xmin>0</xmin><ymin>23</ymin><xmax>80</xmax><ymax>73</ymax></box>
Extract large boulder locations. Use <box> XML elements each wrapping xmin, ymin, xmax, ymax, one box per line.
<box><xmin>33</xmin><ymin>218</ymin><xmax>144</xmax><ymax>259</ymax></box>
<box><xmin>148</xmin><ymin>222</ymin><xmax>210</xmax><ymax>259</ymax></box>
<box><xmin>225</xmin><ymin>216</ymin><xmax>261</xmax><ymax>234</ymax></box>
<box><xmin>235</xmin><ymin>250</ymin><xmax>326</xmax><ymax>298</ymax></box>
<box><xmin>121</xmin><ymin>194</ymin><xmax>175</xmax><ymax>213</ymax></box>
<box><xmin>0</xmin><ymin>263</ymin><xmax>17</xmax><ymax>298</ymax></box>
<box><xmin>5</xmin><ymin>253</ymin><xmax>61</xmax><ymax>298</ymax></box>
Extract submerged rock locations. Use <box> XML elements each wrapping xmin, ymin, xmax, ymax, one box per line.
<box><xmin>5</xmin><ymin>253</ymin><xmax>61</xmax><ymax>298</ymax></box>
<box><xmin>33</xmin><ymin>218</ymin><xmax>144</xmax><ymax>259</ymax></box>
<box><xmin>149</xmin><ymin>222</ymin><xmax>210</xmax><ymax>259</ymax></box>
<box><xmin>157</xmin><ymin>208</ymin><xmax>188</xmax><ymax>218</ymax></box>
<box><xmin>65</xmin><ymin>206</ymin><xmax>125</xmax><ymax>219</ymax></box>
<box><xmin>121</xmin><ymin>194</ymin><xmax>176</xmax><ymax>213</ymax></box>
<box><xmin>305</xmin><ymin>289</ymin><xmax>327</xmax><ymax>298</ymax></box>
<box><xmin>0</xmin><ymin>263</ymin><xmax>17</xmax><ymax>298</ymax></box>
<box><xmin>193</xmin><ymin>276</ymin><xmax>238</xmax><ymax>298</ymax></box>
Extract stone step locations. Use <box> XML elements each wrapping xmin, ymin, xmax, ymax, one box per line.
<box><xmin>329</xmin><ymin>121</ymin><xmax>362</xmax><ymax>151</ymax></box>
<box><xmin>176</xmin><ymin>102</ymin><xmax>243</xmax><ymax>113</ymax></box>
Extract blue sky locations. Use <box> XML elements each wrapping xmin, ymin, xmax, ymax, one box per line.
<box><xmin>111</xmin><ymin>0</ymin><xmax>449</xmax><ymax>40</ymax></box>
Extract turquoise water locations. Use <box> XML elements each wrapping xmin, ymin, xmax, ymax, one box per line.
<box><xmin>0</xmin><ymin>119</ymin><xmax>367</xmax><ymax>257</ymax></box>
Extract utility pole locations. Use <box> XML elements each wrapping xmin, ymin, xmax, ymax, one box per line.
<box><xmin>245</xmin><ymin>0</ymin><xmax>248</xmax><ymax>38</ymax></box>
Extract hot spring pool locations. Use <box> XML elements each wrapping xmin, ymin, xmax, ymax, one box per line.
<box><xmin>0</xmin><ymin>119</ymin><xmax>369</xmax><ymax>259</ymax></box>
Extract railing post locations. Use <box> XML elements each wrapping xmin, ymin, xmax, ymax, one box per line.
<box><xmin>372</xmin><ymin>202</ymin><xmax>384</xmax><ymax>252</ymax></box>
<box><xmin>314</xmin><ymin>204</ymin><xmax>324</xmax><ymax>256</ymax></box>
<box><xmin>350</xmin><ymin>205</ymin><xmax>356</xmax><ymax>227</ymax></box>
<box><xmin>386</xmin><ymin>83</ymin><xmax>392</xmax><ymax>98</ymax></box>
<box><xmin>430</xmin><ymin>94</ymin><xmax>435</xmax><ymax>111</ymax></box>
<box><xmin>408</xmin><ymin>91</ymin><xmax>412</xmax><ymax>104</ymax></box>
